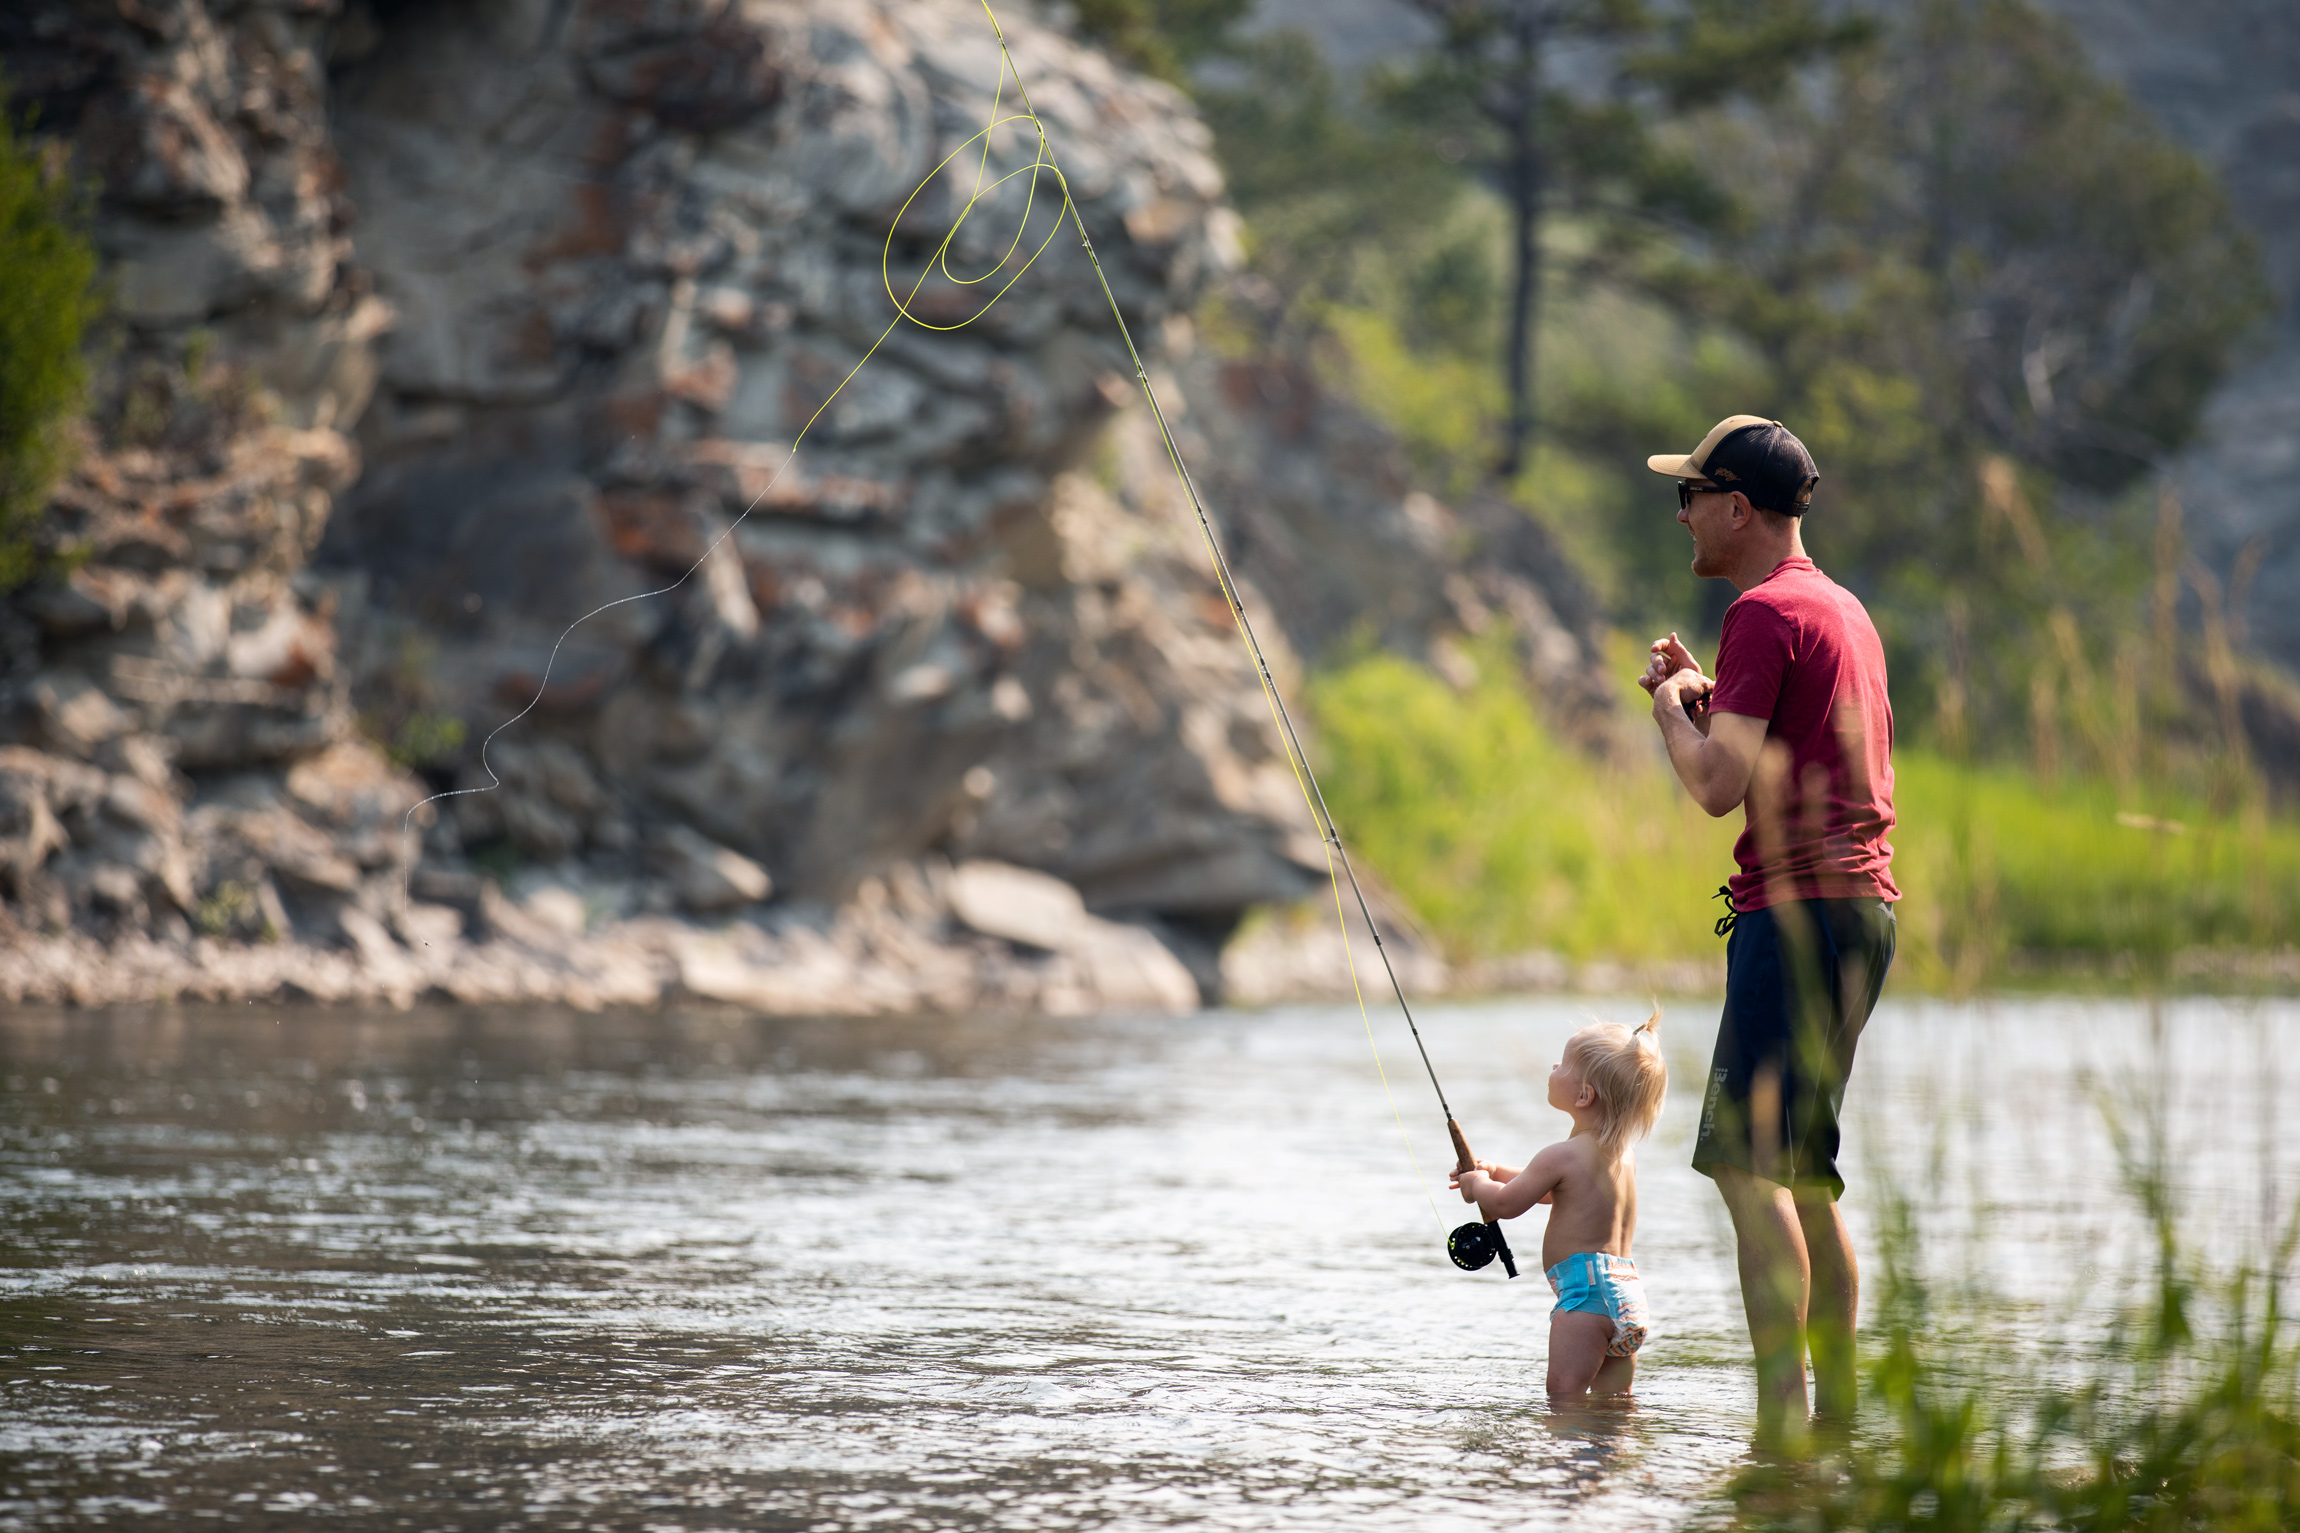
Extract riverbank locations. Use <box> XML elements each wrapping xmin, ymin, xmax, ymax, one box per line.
<box><xmin>0</xmin><ymin>858</ymin><xmax>1201</xmax><ymax>1016</ymax></box>
<box><xmin>10</xmin><ymin>871</ymin><xmax>2295</xmax><ymax>1012</ymax></box>
<box><xmin>0</xmin><ymin>866</ymin><xmax>1719</xmax><ymax>1013</ymax></box>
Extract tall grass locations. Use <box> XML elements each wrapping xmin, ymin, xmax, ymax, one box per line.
<box><xmin>1307</xmin><ymin>640</ymin><xmax>2300</xmax><ymax>986</ymax></box>
<box><xmin>1893</xmin><ymin>756</ymin><xmax>2300</xmax><ymax>990</ymax></box>
<box><xmin>1730</xmin><ymin>1102</ymin><xmax>2300</xmax><ymax>1531</ymax></box>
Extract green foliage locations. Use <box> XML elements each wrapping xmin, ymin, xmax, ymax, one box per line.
<box><xmin>1194</xmin><ymin>34</ymin><xmax>1466</xmax><ymax>336</ymax></box>
<box><xmin>1308</xmin><ymin>642</ymin><xmax>2300</xmax><ymax>981</ymax></box>
<box><xmin>1188</xmin><ymin>0</ymin><xmax>2269</xmax><ymax>770</ymax></box>
<box><xmin>1320</xmin><ymin>283</ymin><xmax>1753</xmax><ymax>628</ymax></box>
<box><xmin>388</xmin><ymin>712</ymin><xmax>469</xmax><ymax>772</ymax></box>
<box><xmin>1402</xmin><ymin>230</ymin><xmax>1498</xmax><ymax>358</ymax></box>
<box><xmin>1624</xmin><ymin>0</ymin><xmax>1878</xmax><ymax>107</ymax></box>
<box><xmin>1638</xmin><ymin>0</ymin><xmax>2269</xmax><ymax>742</ymax></box>
<box><xmin>194</xmin><ymin>881</ymin><xmax>279</xmax><ymax>943</ymax></box>
<box><xmin>1308</xmin><ymin>631</ymin><xmax>1738</xmax><ymax>962</ymax></box>
<box><xmin>1893</xmin><ymin>754</ymin><xmax>2300</xmax><ymax>989</ymax></box>
<box><xmin>0</xmin><ymin>87</ymin><xmax>100</xmax><ymax>592</ymax></box>
<box><xmin>195</xmin><ymin>881</ymin><xmax>259</xmax><ymax>939</ymax></box>
<box><xmin>362</xmin><ymin>634</ymin><xmax>471</xmax><ymax>778</ymax></box>
<box><xmin>1373</xmin><ymin>0</ymin><xmax>1815</xmax><ymax>236</ymax></box>
<box><xmin>1364</xmin><ymin>0</ymin><xmax>1864</xmax><ymax>471</ymax></box>
<box><xmin>1322</xmin><ymin>307</ymin><xmax>1501</xmax><ymax>499</ymax></box>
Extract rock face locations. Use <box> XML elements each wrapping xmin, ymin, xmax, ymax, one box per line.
<box><xmin>0</xmin><ymin>850</ymin><xmax>1212</xmax><ymax>1014</ymax></box>
<box><xmin>0</xmin><ymin>0</ymin><xmax>1617</xmax><ymax>1009</ymax></box>
<box><xmin>319</xmin><ymin>0</ymin><xmax>1323</xmax><ymax>931</ymax></box>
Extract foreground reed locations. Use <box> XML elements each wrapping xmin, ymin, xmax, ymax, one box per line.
<box><xmin>1729</xmin><ymin>1105</ymin><xmax>2300</xmax><ymax>1530</ymax></box>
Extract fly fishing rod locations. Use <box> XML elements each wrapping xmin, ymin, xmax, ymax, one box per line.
<box><xmin>980</xmin><ymin>3</ymin><xmax>1515</xmax><ymax>1280</ymax></box>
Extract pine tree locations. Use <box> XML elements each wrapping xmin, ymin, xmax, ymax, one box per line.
<box><xmin>1384</xmin><ymin>0</ymin><xmax>1866</xmax><ymax>478</ymax></box>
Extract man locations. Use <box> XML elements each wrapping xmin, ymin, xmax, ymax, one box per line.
<box><xmin>1636</xmin><ymin>415</ymin><xmax>1898</xmax><ymax>1444</ymax></box>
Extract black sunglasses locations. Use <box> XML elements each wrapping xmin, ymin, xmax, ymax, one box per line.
<box><xmin>1676</xmin><ymin>480</ymin><xmax>1728</xmax><ymax>511</ymax></box>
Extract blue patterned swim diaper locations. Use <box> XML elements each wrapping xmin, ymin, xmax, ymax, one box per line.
<box><xmin>1545</xmin><ymin>1251</ymin><xmax>1650</xmax><ymax>1357</ymax></box>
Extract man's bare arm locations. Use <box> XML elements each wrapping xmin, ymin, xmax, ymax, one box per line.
<box><xmin>1653</xmin><ymin>673</ymin><xmax>1766</xmax><ymax>816</ymax></box>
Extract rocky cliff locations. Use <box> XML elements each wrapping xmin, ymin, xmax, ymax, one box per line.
<box><xmin>0</xmin><ymin>0</ymin><xmax>1615</xmax><ymax>1010</ymax></box>
<box><xmin>0</xmin><ymin>0</ymin><xmax>403</xmax><ymax>960</ymax></box>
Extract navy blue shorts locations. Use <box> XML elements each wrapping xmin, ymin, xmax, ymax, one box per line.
<box><xmin>1692</xmin><ymin>897</ymin><xmax>1895</xmax><ymax>1199</ymax></box>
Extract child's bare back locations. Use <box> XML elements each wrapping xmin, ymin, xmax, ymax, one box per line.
<box><xmin>1450</xmin><ymin>1016</ymin><xmax>1667</xmax><ymax>1398</ymax></box>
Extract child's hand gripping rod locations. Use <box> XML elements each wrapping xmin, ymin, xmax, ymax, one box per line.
<box><xmin>1446</xmin><ymin>1118</ymin><xmax>1519</xmax><ymax>1279</ymax></box>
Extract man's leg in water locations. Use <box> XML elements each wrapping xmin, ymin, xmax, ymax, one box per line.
<box><xmin>1714</xmin><ymin>1165</ymin><xmax>1811</xmax><ymax>1435</ymax></box>
<box><xmin>1714</xmin><ymin>1169</ymin><xmax>1860</xmax><ymax>1434</ymax></box>
<box><xmin>1796</xmin><ymin>1187</ymin><xmax>1857</xmax><ymax>1420</ymax></box>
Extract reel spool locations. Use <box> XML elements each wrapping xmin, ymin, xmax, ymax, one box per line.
<box><xmin>1448</xmin><ymin>1220</ymin><xmax>1519</xmax><ymax>1277</ymax></box>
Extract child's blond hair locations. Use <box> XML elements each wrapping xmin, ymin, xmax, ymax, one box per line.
<box><xmin>1564</xmin><ymin>1011</ymin><xmax>1667</xmax><ymax>1160</ymax></box>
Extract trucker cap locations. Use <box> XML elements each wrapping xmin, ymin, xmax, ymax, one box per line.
<box><xmin>1646</xmin><ymin>415</ymin><xmax>1819</xmax><ymax>515</ymax></box>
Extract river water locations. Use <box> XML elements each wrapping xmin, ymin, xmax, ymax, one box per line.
<box><xmin>3</xmin><ymin>994</ymin><xmax>2295</xmax><ymax>1530</ymax></box>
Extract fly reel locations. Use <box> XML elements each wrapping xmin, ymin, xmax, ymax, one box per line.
<box><xmin>1448</xmin><ymin>1219</ymin><xmax>1519</xmax><ymax>1278</ymax></box>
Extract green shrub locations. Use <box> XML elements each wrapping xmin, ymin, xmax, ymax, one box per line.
<box><xmin>0</xmin><ymin>88</ymin><xmax>100</xmax><ymax>591</ymax></box>
<box><xmin>388</xmin><ymin>712</ymin><xmax>469</xmax><ymax>772</ymax></box>
<box><xmin>1308</xmin><ymin>631</ymin><xmax>1737</xmax><ymax>963</ymax></box>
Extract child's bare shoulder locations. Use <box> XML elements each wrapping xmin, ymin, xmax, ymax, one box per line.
<box><xmin>1533</xmin><ymin>1136</ymin><xmax>1600</xmax><ymax>1181</ymax></box>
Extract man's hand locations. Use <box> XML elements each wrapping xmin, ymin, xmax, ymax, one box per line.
<box><xmin>1651</xmin><ymin>669</ymin><xmax>1716</xmax><ymax>711</ymax></box>
<box><xmin>1448</xmin><ymin>1168</ymin><xmax>1491</xmax><ymax>1206</ymax></box>
<box><xmin>1639</xmin><ymin>632</ymin><xmax>1703</xmax><ymax>696</ymax></box>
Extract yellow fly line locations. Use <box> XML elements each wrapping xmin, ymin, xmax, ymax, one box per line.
<box><xmin>400</xmin><ymin>0</ymin><xmax>1454</xmax><ymax>1227</ymax></box>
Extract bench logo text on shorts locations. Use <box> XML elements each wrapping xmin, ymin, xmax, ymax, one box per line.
<box><xmin>1701</xmin><ymin>1067</ymin><xmax>1728</xmax><ymax>1142</ymax></box>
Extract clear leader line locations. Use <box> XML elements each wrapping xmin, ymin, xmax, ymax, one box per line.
<box><xmin>977</xmin><ymin>1</ymin><xmax>1515</xmax><ymax>1249</ymax></box>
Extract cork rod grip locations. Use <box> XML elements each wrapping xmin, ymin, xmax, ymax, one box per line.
<box><xmin>1447</xmin><ymin>1117</ymin><xmax>1475</xmax><ymax>1178</ymax></box>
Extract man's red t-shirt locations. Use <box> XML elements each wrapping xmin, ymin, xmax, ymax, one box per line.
<box><xmin>1708</xmin><ymin>555</ymin><xmax>1898</xmax><ymax>911</ymax></box>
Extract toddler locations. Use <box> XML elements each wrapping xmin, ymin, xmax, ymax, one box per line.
<box><xmin>1450</xmin><ymin>1015</ymin><xmax>1668</xmax><ymax>1397</ymax></box>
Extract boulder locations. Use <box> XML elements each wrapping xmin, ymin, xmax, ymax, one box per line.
<box><xmin>648</xmin><ymin>822</ymin><xmax>773</xmax><ymax>912</ymax></box>
<box><xmin>946</xmin><ymin>858</ymin><xmax>1094</xmax><ymax>951</ymax></box>
<box><xmin>948</xmin><ymin>859</ymin><xmax>1198</xmax><ymax>1014</ymax></box>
